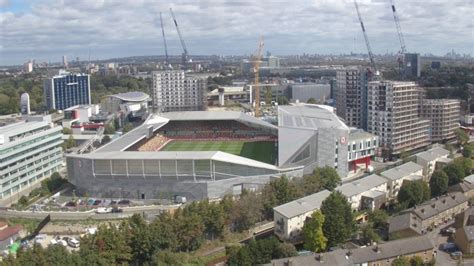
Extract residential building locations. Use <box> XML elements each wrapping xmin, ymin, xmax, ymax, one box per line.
<box><xmin>421</xmin><ymin>99</ymin><xmax>461</xmax><ymax>142</ymax></box>
<box><xmin>336</xmin><ymin>174</ymin><xmax>388</xmax><ymax>210</ymax></box>
<box><xmin>273</xmin><ymin>190</ymin><xmax>331</xmax><ymax>242</ymax></box>
<box><xmin>62</xmin><ymin>55</ymin><xmax>68</xmax><ymax>68</ymax></box>
<box><xmin>271</xmin><ymin>235</ymin><xmax>435</xmax><ymax>266</ymax></box>
<box><xmin>23</xmin><ymin>61</ymin><xmax>33</xmax><ymax>73</ymax></box>
<box><xmin>454</xmin><ymin>207</ymin><xmax>474</xmax><ymax>254</ymax></box>
<box><xmin>152</xmin><ymin>70</ymin><xmax>207</xmax><ymax>112</ymax></box>
<box><xmin>404</xmin><ymin>53</ymin><xmax>421</xmax><ymax>79</ymax></box>
<box><xmin>334</xmin><ymin>67</ymin><xmax>369</xmax><ymax>129</ymax></box>
<box><xmin>381</xmin><ymin>162</ymin><xmax>424</xmax><ymax>199</ymax></box>
<box><xmin>415</xmin><ymin>146</ymin><xmax>451</xmax><ymax>177</ymax></box>
<box><xmin>43</xmin><ymin>71</ymin><xmax>91</xmax><ymax>111</ymax></box>
<box><xmin>367</xmin><ymin>81</ymin><xmax>430</xmax><ymax>157</ymax></box>
<box><xmin>0</xmin><ymin>115</ymin><xmax>63</xmax><ymax>205</ymax></box>
<box><xmin>289</xmin><ymin>83</ymin><xmax>331</xmax><ymax>103</ymax></box>
<box><xmin>389</xmin><ymin>192</ymin><xmax>468</xmax><ymax>238</ymax></box>
<box><xmin>0</xmin><ymin>222</ymin><xmax>23</xmax><ymax>251</ymax></box>
<box><xmin>347</xmin><ymin>129</ymin><xmax>379</xmax><ymax>174</ymax></box>
<box><xmin>449</xmin><ymin>174</ymin><xmax>474</xmax><ymax>199</ymax></box>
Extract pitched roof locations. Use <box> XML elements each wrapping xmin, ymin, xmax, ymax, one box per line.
<box><xmin>411</xmin><ymin>192</ymin><xmax>468</xmax><ymax>220</ymax></box>
<box><xmin>337</xmin><ymin>174</ymin><xmax>387</xmax><ymax>198</ymax></box>
<box><xmin>464</xmin><ymin>174</ymin><xmax>474</xmax><ymax>184</ymax></box>
<box><xmin>0</xmin><ymin>225</ymin><xmax>22</xmax><ymax>241</ymax></box>
<box><xmin>381</xmin><ymin>162</ymin><xmax>423</xmax><ymax>181</ymax></box>
<box><xmin>388</xmin><ymin>213</ymin><xmax>421</xmax><ymax>235</ymax></box>
<box><xmin>273</xmin><ymin>190</ymin><xmax>331</xmax><ymax>219</ymax></box>
<box><xmin>415</xmin><ymin>147</ymin><xmax>450</xmax><ymax>162</ymax></box>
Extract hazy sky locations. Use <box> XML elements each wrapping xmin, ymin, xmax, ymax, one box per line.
<box><xmin>1</xmin><ymin>0</ymin><xmax>473</xmax><ymax>65</ymax></box>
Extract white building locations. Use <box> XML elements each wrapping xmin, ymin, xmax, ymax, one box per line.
<box><xmin>23</xmin><ymin>62</ymin><xmax>33</xmax><ymax>73</ymax></box>
<box><xmin>337</xmin><ymin>174</ymin><xmax>388</xmax><ymax>210</ymax></box>
<box><xmin>381</xmin><ymin>161</ymin><xmax>424</xmax><ymax>199</ymax></box>
<box><xmin>273</xmin><ymin>190</ymin><xmax>331</xmax><ymax>241</ymax></box>
<box><xmin>0</xmin><ymin>115</ymin><xmax>63</xmax><ymax>205</ymax></box>
<box><xmin>415</xmin><ymin>146</ymin><xmax>451</xmax><ymax>177</ymax></box>
<box><xmin>152</xmin><ymin>70</ymin><xmax>207</xmax><ymax>112</ymax></box>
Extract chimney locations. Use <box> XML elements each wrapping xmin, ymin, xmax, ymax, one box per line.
<box><xmin>146</xmin><ymin>126</ymin><xmax>153</xmax><ymax>139</ymax></box>
<box><xmin>421</xmin><ymin>209</ymin><xmax>425</xmax><ymax>213</ymax></box>
<box><xmin>373</xmin><ymin>246</ymin><xmax>381</xmax><ymax>253</ymax></box>
<box><xmin>452</xmin><ymin>195</ymin><xmax>456</xmax><ymax>200</ymax></box>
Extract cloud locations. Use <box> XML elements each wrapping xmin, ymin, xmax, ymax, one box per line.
<box><xmin>0</xmin><ymin>0</ymin><xmax>9</xmax><ymax>8</ymax></box>
<box><xmin>0</xmin><ymin>0</ymin><xmax>473</xmax><ymax>65</ymax></box>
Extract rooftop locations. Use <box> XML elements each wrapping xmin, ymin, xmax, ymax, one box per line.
<box><xmin>381</xmin><ymin>162</ymin><xmax>423</xmax><ymax>181</ymax></box>
<box><xmin>108</xmin><ymin>91</ymin><xmax>151</xmax><ymax>102</ymax></box>
<box><xmin>337</xmin><ymin>174</ymin><xmax>387</xmax><ymax>198</ymax></box>
<box><xmin>348</xmin><ymin>129</ymin><xmax>376</xmax><ymax>142</ymax></box>
<box><xmin>273</xmin><ymin>190</ymin><xmax>331</xmax><ymax>219</ymax></box>
<box><xmin>410</xmin><ymin>192</ymin><xmax>467</xmax><ymax>220</ymax></box>
<box><xmin>464</xmin><ymin>174</ymin><xmax>474</xmax><ymax>184</ymax></box>
<box><xmin>415</xmin><ymin>147</ymin><xmax>450</xmax><ymax>162</ymax></box>
<box><xmin>0</xmin><ymin>224</ymin><xmax>22</xmax><ymax>241</ymax></box>
<box><xmin>278</xmin><ymin>104</ymin><xmax>349</xmax><ymax>131</ymax></box>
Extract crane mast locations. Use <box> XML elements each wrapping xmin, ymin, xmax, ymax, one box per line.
<box><xmin>170</xmin><ymin>8</ymin><xmax>189</xmax><ymax>68</ymax></box>
<box><xmin>159</xmin><ymin>12</ymin><xmax>170</xmax><ymax>68</ymax></box>
<box><xmin>253</xmin><ymin>36</ymin><xmax>264</xmax><ymax>117</ymax></box>
<box><xmin>354</xmin><ymin>0</ymin><xmax>377</xmax><ymax>75</ymax></box>
<box><xmin>390</xmin><ymin>0</ymin><xmax>407</xmax><ymax>77</ymax></box>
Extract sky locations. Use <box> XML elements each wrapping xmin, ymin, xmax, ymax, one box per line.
<box><xmin>0</xmin><ymin>0</ymin><xmax>473</xmax><ymax>65</ymax></box>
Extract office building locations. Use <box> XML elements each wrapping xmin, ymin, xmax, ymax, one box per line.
<box><xmin>334</xmin><ymin>67</ymin><xmax>369</xmax><ymax>129</ymax></box>
<box><xmin>421</xmin><ymin>99</ymin><xmax>461</xmax><ymax>142</ymax></box>
<box><xmin>43</xmin><ymin>71</ymin><xmax>91</xmax><ymax>111</ymax></box>
<box><xmin>0</xmin><ymin>115</ymin><xmax>63</xmax><ymax>204</ymax></box>
<box><xmin>289</xmin><ymin>83</ymin><xmax>331</xmax><ymax>103</ymax></box>
<box><xmin>152</xmin><ymin>70</ymin><xmax>206</xmax><ymax>112</ymax></box>
<box><xmin>404</xmin><ymin>53</ymin><xmax>420</xmax><ymax>79</ymax></box>
<box><xmin>367</xmin><ymin>81</ymin><xmax>430</xmax><ymax>156</ymax></box>
<box><xmin>23</xmin><ymin>61</ymin><xmax>33</xmax><ymax>73</ymax></box>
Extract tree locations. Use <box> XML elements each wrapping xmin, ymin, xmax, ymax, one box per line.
<box><xmin>367</xmin><ymin>209</ymin><xmax>389</xmax><ymax>229</ymax></box>
<box><xmin>443</xmin><ymin>163</ymin><xmax>466</xmax><ymax>185</ymax></box>
<box><xmin>455</xmin><ymin>157</ymin><xmax>473</xmax><ymax>176</ymax></box>
<box><xmin>65</xmin><ymin>135</ymin><xmax>75</xmax><ymax>149</ymax></box>
<box><xmin>152</xmin><ymin>251</ymin><xmax>188</xmax><ymax>265</ymax></box>
<box><xmin>429</xmin><ymin>170</ymin><xmax>449</xmax><ymax>197</ymax></box>
<box><xmin>397</xmin><ymin>180</ymin><xmax>431</xmax><ymax>208</ymax></box>
<box><xmin>409</xmin><ymin>256</ymin><xmax>425</xmax><ymax>266</ymax></box>
<box><xmin>277</xmin><ymin>96</ymin><xmax>289</xmax><ymax>105</ymax></box>
<box><xmin>18</xmin><ymin>195</ymin><xmax>28</xmax><ymax>206</ymax></box>
<box><xmin>320</xmin><ymin>191</ymin><xmax>355</xmax><ymax>248</ymax></box>
<box><xmin>455</xmin><ymin>128</ymin><xmax>469</xmax><ymax>145</ymax></box>
<box><xmin>360</xmin><ymin>224</ymin><xmax>381</xmax><ymax>245</ymax></box>
<box><xmin>264</xmin><ymin>87</ymin><xmax>272</xmax><ymax>105</ymax></box>
<box><xmin>400</xmin><ymin>150</ymin><xmax>410</xmax><ymax>163</ymax></box>
<box><xmin>462</xmin><ymin>144</ymin><xmax>474</xmax><ymax>158</ymax></box>
<box><xmin>314</xmin><ymin>167</ymin><xmax>341</xmax><ymax>191</ymax></box>
<box><xmin>101</xmin><ymin>135</ymin><xmax>111</xmax><ymax>145</ymax></box>
<box><xmin>230</xmin><ymin>190</ymin><xmax>264</xmax><ymax>232</ymax></box>
<box><xmin>262</xmin><ymin>176</ymin><xmax>301</xmax><ymax>218</ymax></box>
<box><xmin>302</xmin><ymin>210</ymin><xmax>327</xmax><ymax>252</ymax></box>
<box><xmin>123</xmin><ymin>123</ymin><xmax>134</xmax><ymax>133</ymax></box>
<box><xmin>274</xmin><ymin>243</ymin><xmax>298</xmax><ymax>259</ymax></box>
<box><xmin>104</xmin><ymin>123</ymin><xmax>115</xmax><ymax>135</ymax></box>
<box><xmin>62</xmin><ymin>127</ymin><xmax>72</xmax><ymax>134</ymax></box>
<box><xmin>307</xmin><ymin>97</ymin><xmax>317</xmax><ymax>104</ymax></box>
<box><xmin>392</xmin><ymin>256</ymin><xmax>410</xmax><ymax>266</ymax></box>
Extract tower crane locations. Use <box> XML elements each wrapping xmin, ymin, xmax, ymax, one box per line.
<box><xmin>159</xmin><ymin>12</ymin><xmax>170</xmax><ymax>69</ymax></box>
<box><xmin>252</xmin><ymin>36</ymin><xmax>264</xmax><ymax>117</ymax></box>
<box><xmin>354</xmin><ymin>0</ymin><xmax>377</xmax><ymax>77</ymax></box>
<box><xmin>170</xmin><ymin>8</ymin><xmax>190</xmax><ymax>68</ymax></box>
<box><xmin>390</xmin><ymin>0</ymin><xmax>407</xmax><ymax>77</ymax></box>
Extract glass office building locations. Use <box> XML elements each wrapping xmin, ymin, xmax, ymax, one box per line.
<box><xmin>44</xmin><ymin>71</ymin><xmax>91</xmax><ymax>111</ymax></box>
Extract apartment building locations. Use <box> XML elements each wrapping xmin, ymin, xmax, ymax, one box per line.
<box><xmin>415</xmin><ymin>146</ymin><xmax>451</xmax><ymax>177</ymax></box>
<box><xmin>0</xmin><ymin>115</ymin><xmax>63</xmax><ymax>204</ymax></box>
<box><xmin>43</xmin><ymin>70</ymin><xmax>91</xmax><ymax>111</ymax></box>
<box><xmin>381</xmin><ymin>161</ymin><xmax>424</xmax><ymax>199</ymax></box>
<box><xmin>421</xmin><ymin>99</ymin><xmax>461</xmax><ymax>142</ymax></box>
<box><xmin>152</xmin><ymin>70</ymin><xmax>207</xmax><ymax>112</ymax></box>
<box><xmin>336</xmin><ymin>174</ymin><xmax>388</xmax><ymax>211</ymax></box>
<box><xmin>367</xmin><ymin>81</ymin><xmax>430</xmax><ymax>156</ymax></box>
<box><xmin>334</xmin><ymin>67</ymin><xmax>369</xmax><ymax>129</ymax></box>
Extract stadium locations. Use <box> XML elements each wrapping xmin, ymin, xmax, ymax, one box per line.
<box><xmin>67</xmin><ymin>104</ymin><xmax>377</xmax><ymax>200</ymax></box>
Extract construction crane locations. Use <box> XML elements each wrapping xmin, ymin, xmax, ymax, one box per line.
<box><xmin>252</xmin><ymin>36</ymin><xmax>264</xmax><ymax>117</ymax></box>
<box><xmin>354</xmin><ymin>0</ymin><xmax>377</xmax><ymax>76</ymax></box>
<box><xmin>170</xmin><ymin>8</ymin><xmax>190</xmax><ymax>68</ymax></box>
<box><xmin>159</xmin><ymin>12</ymin><xmax>170</xmax><ymax>68</ymax></box>
<box><xmin>390</xmin><ymin>0</ymin><xmax>407</xmax><ymax>77</ymax></box>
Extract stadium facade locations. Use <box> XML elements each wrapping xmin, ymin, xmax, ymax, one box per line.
<box><xmin>67</xmin><ymin>104</ymin><xmax>378</xmax><ymax>200</ymax></box>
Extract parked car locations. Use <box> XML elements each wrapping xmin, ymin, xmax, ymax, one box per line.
<box><xmin>111</xmin><ymin>207</ymin><xmax>123</xmax><ymax>213</ymax></box>
<box><xmin>65</xmin><ymin>201</ymin><xmax>77</xmax><ymax>207</ymax></box>
<box><xmin>57</xmin><ymin>240</ymin><xmax>67</xmax><ymax>247</ymax></box>
<box><xmin>67</xmin><ymin>238</ymin><xmax>80</xmax><ymax>248</ymax></box>
<box><xmin>95</xmin><ymin>207</ymin><xmax>111</xmax><ymax>214</ymax></box>
<box><xmin>118</xmin><ymin>199</ymin><xmax>130</xmax><ymax>205</ymax></box>
<box><xmin>92</xmin><ymin>200</ymin><xmax>102</xmax><ymax>206</ymax></box>
<box><xmin>441</xmin><ymin>227</ymin><xmax>456</xmax><ymax>235</ymax></box>
<box><xmin>450</xmin><ymin>251</ymin><xmax>463</xmax><ymax>259</ymax></box>
<box><xmin>441</xmin><ymin>242</ymin><xmax>457</xmax><ymax>252</ymax></box>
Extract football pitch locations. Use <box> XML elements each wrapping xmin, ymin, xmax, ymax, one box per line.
<box><xmin>160</xmin><ymin>140</ymin><xmax>276</xmax><ymax>164</ymax></box>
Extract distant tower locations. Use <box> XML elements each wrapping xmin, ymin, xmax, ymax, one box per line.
<box><xmin>20</xmin><ymin>93</ymin><xmax>31</xmax><ymax>115</ymax></box>
<box><xmin>62</xmin><ymin>55</ymin><xmax>68</xmax><ymax>68</ymax></box>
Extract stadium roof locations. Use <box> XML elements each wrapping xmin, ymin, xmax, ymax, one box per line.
<box><xmin>278</xmin><ymin>104</ymin><xmax>349</xmax><ymax>131</ymax></box>
<box><xmin>107</xmin><ymin>91</ymin><xmax>151</xmax><ymax>102</ymax></box>
<box><xmin>69</xmin><ymin>150</ymin><xmax>280</xmax><ymax>171</ymax></box>
<box><xmin>273</xmin><ymin>190</ymin><xmax>331</xmax><ymax>219</ymax></box>
<box><xmin>380</xmin><ymin>162</ymin><xmax>423</xmax><ymax>181</ymax></box>
<box><xmin>159</xmin><ymin>111</ymin><xmax>277</xmax><ymax>130</ymax></box>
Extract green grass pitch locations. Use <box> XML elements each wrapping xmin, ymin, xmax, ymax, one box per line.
<box><xmin>160</xmin><ymin>140</ymin><xmax>276</xmax><ymax>164</ymax></box>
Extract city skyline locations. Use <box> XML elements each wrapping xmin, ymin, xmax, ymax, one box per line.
<box><xmin>0</xmin><ymin>0</ymin><xmax>473</xmax><ymax>65</ymax></box>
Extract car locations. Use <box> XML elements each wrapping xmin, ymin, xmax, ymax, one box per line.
<box><xmin>110</xmin><ymin>200</ymin><xmax>117</xmax><ymax>205</ymax></box>
<box><xmin>441</xmin><ymin>242</ymin><xmax>457</xmax><ymax>252</ymax></box>
<box><xmin>111</xmin><ymin>207</ymin><xmax>123</xmax><ymax>213</ymax></box>
<box><xmin>57</xmin><ymin>240</ymin><xmax>67</xmax><ymax>247</ymax></box>
<box><xmin>118</xmin><ymin>199</ymin><xmax>130</xmax><ymax>205</ymax></box>
<box><xmin>65</xmin><ymin>201</ymin><xmax>77</xmax><ymax>207</ymax></box>
<box><xmin>92</xmin><ymin>200</ymin><xmax>102</xmax><ymax>206</ymax></box>
<box><xmin>450</xmin><ymin>251</ymin><xmax>463</xmax><ymax>259</ymax></box>
<box><xmin>95</xmin><ymin>207</ymin><xmax>111</xmax><ymax>214</ymax></box>
<box><xmin>67</xmin><ymin>238</ymin><xmax>80</xmax><ymax>248</ymax></box>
